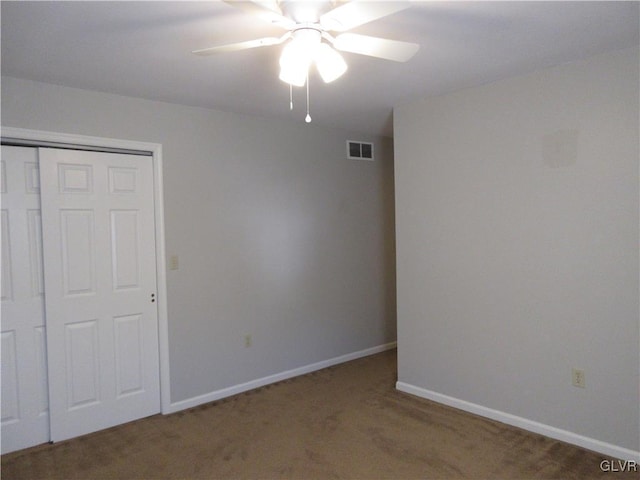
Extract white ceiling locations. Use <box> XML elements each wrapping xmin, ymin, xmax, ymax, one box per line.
<box><xmin>2</xmin><ymin>1</ymin><xmax>638</xmax><ymax>137</ymax></box>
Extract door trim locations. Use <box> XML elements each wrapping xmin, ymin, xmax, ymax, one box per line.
<box><xmin>1</xmin><ymin>127</ymin><xmax>171</xmax><ymax>415</ymax></box>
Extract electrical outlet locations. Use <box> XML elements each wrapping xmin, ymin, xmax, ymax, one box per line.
<box><xmin>572</xmin><ymin>368</ymin><xmax>585</xmax><ymax>388</ymax></box>
<box><xmin>169</xmin><ymin>255</ymin><xmax>179</xmax><ymax>270</ymax></box>
<box><xmin>244</xmin><ymin>334</ymin><xmax>252</xmax><ymax>348</ymax></box>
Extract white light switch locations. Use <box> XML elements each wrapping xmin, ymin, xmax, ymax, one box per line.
<box><xmin>169</xmin><ymin>255</ymin><xmax>179</xmax><ymax>270</ymax></box>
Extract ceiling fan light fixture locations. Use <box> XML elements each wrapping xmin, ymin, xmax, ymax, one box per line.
<box><xmin>279</xmin><ymin>61</ymin><xmax>308</xmax><ymax>87</ymax></box>
<box><xmin>278</xmin><ymin>39</ymin><xmax>312</xmax><ymax>86</ymax></box>
<box><xmin>315</xmin><ymin>43</ymin><xmax>347</xmax><ymax>83</ymax></box>
<box><xmin>278</xmin><ymin>29</ymin><xmax>322</xmax><ymax>86</ymax></box>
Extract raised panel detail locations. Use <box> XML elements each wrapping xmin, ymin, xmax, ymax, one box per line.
<box><xmin>27</xmin><ymin>209</ymin><xmax>45</xmax><ymax>297</ymax></box>
<box><xmin>1</xmin><ymin>331</ymin><xmax>20</xmax><ymax>424</ymax></box>
<box><xmin>58</xmin><ymin>164</ymin><xmax>93</xmax><ymax>194</ymax></box>
<box><xmin>114</xmin><ymin>314</ymin><xmax>144</xmax><ymax>397</ymax></box>
<box><xmin>111</xmin><ymin>210</ymin><xmax>140</xmax><ymax>290</ymax></box>
<box><xmin>34</xmin><ymin>326</ymin><xmax>49</xmax><ymax>415</ymax></box>
<box><xmin>1</xmin><ymin>160</ymin><xmax>6</xmax><ymax>194</ymax></box>
<box><xmin>1</xmin><ymin>210</ymin><xmax>14</xmax><ymax>301</ymax></box>
<box><xmin>108</xmin><ymin>167</ymin><xmax>137</xmax><ymax>194</ymax></box>
<box><xmin>61</xmin><ymin>210</ymin><xmax>95</xmax><ymax>296</ymax></box>
<box><xmin>65</xmin><ymin>320</ymin><xmax>100</xmax><ymax>410</ymax></box>
<box><xmin>25</xmin><ymin>163</ymin><xmax>40</xmax><ymax>194</ymax></box>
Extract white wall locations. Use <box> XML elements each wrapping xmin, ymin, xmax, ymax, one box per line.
<box><xmin>394</xmin><ymin>47</ymin><xmax>639</xmax><ymax>455</ymax></box>
<box><xmin>1</xmin><ymin>77</ymin><xmax>396</xmax><ymax>405</ymax></box>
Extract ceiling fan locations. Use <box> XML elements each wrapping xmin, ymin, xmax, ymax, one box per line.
<box><xmin>192</xmin><ymin>1</ymin><xmax>420</xmax><ymax>87</ymax></box>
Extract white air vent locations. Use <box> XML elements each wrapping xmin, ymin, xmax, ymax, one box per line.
<box><xmin>347</xmin><ymin>141</ymin><xmax>374</xmax><ymax>161</ymax></box>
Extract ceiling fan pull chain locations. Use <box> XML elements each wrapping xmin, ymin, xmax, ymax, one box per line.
<box><xmin>305</xmin><ymin>72</ymin><xmax>312</xmax><ymax>123</ymax></box>
<box><xmin>289</xmin><ymin>83</ymin><xmax>293</xmax><ymax>111</ymax></box>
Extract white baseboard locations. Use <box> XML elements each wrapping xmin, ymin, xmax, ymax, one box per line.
<box><xmin>167</xmin><ymin>342</ymin><xmax>397</xmax><ymax>414</ymax></box>
<box><xmin>396</xmin><ymin>381</ymin><xmax>640</xmax><ymax>463</ymax></box>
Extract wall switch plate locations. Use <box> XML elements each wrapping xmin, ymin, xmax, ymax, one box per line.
<box><xmin>169</xmin><ymin>255</ymin><xmax>179</xmax><ymax>270</ymax></box>
<box><xmin>572</xmin><ymin>368</ymin><xmax>585</xmax><ymax>388</ymax></box>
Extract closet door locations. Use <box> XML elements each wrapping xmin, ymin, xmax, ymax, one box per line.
<box><xmin>1</xmin><ymin>146</ymin><xmax>50</xmax><ymax>454</ymax></box>
<box><xmin>39</xmin><ymin>148</ymin><xmax>160</xmax><ymax>442</ymax></box>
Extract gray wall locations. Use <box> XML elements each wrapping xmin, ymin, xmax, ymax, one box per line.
<box><xmin>1</xmin><ymin>77</ymin><xmax>396</xmax><ymax>404</ymax></box>
<box><xmin>394</xmin><ymin>47</ymin><xmax>639</xmax><ymax>451</ymax></box>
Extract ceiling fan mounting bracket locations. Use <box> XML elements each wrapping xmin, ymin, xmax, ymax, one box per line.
<box><xmin>290</xmin><ymin>24</ymin><xmax>323</xmax><ymax>43</ymax></box>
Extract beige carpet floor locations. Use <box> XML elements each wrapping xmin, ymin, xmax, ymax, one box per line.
<box><xmin>1</xmin><ymin>350</ymin><xmax>634</xmax><ymax>479</ymax></box>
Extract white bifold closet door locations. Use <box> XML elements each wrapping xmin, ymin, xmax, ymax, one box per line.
<box><xmin>1</xmin><ymin>146</ymin><xmax>161</xmax><ymax>452</ymax></box>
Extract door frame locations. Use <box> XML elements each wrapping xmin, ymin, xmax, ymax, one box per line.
<box><xmin>1</xmin><ymin>126</ymin><xmax>171</xmax><ymax>415</ymax></box>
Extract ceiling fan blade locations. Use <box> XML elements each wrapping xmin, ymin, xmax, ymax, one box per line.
<box><xmin>333</xmin><ymin>33</ymin><xmax>419</xmax><ymax>62</ymax></box>
<box><xmin>192</xmin><ymin>36</ymin><xmax>286</xmax><ymax>55</ymax></box>
<box><xmin>320</xmin><ymin>1</ymin><xmax>411</xmax><ymax>32</ymax></box>
<box><xmin>224</xmin><ymin>0</ymin><xmax>295</xmax><ymax>29</ymax></box>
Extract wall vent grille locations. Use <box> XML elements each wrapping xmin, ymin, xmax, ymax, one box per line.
<box><xmin>347</xmin><ymin>141</ymin><xmax>374</xmax><ymax>161</ymax></box>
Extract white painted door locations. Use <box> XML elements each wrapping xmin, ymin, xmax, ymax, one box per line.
<box><xmin>1</xmin><ymin>146</ymin><xmax>50</xmax><ymax>453</ymax></box>
<box><xmin>38</xmin><ymin>148</ymin><xmax>160</xmax><ymax>442</ymax></box>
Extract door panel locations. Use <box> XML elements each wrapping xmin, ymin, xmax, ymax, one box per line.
<box><xmin>1</xmin><ymin>331</ymin><xmax>20</xmax><ymax>421</ymax></box>
<box><xmin>65</xmin><ymin>319</ymin><xmax>100</xmax><ymax>409</ymax></box>
<box><xmin>114</xmin><ymin>313</ymin><xmax>144</xmax><ymax>396</ymax></box>
<box><xmin>39</xmin><ymin>148</ymin><xmax>160</xmax><ymax>442</ymax></box>
<box><xmin>1</xmin><ymin>146</ymin><xmax>49</xmax><ymax>454</ymax></box>
<box><xmin>111</xmin><ymin>210</ymin><xmax>141</xmax><ymax>290</ymax></box>
<box><xmin>60</xmin><ymin>209</ymin><xmax>96</xmax><ymax>295</ymax></box>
